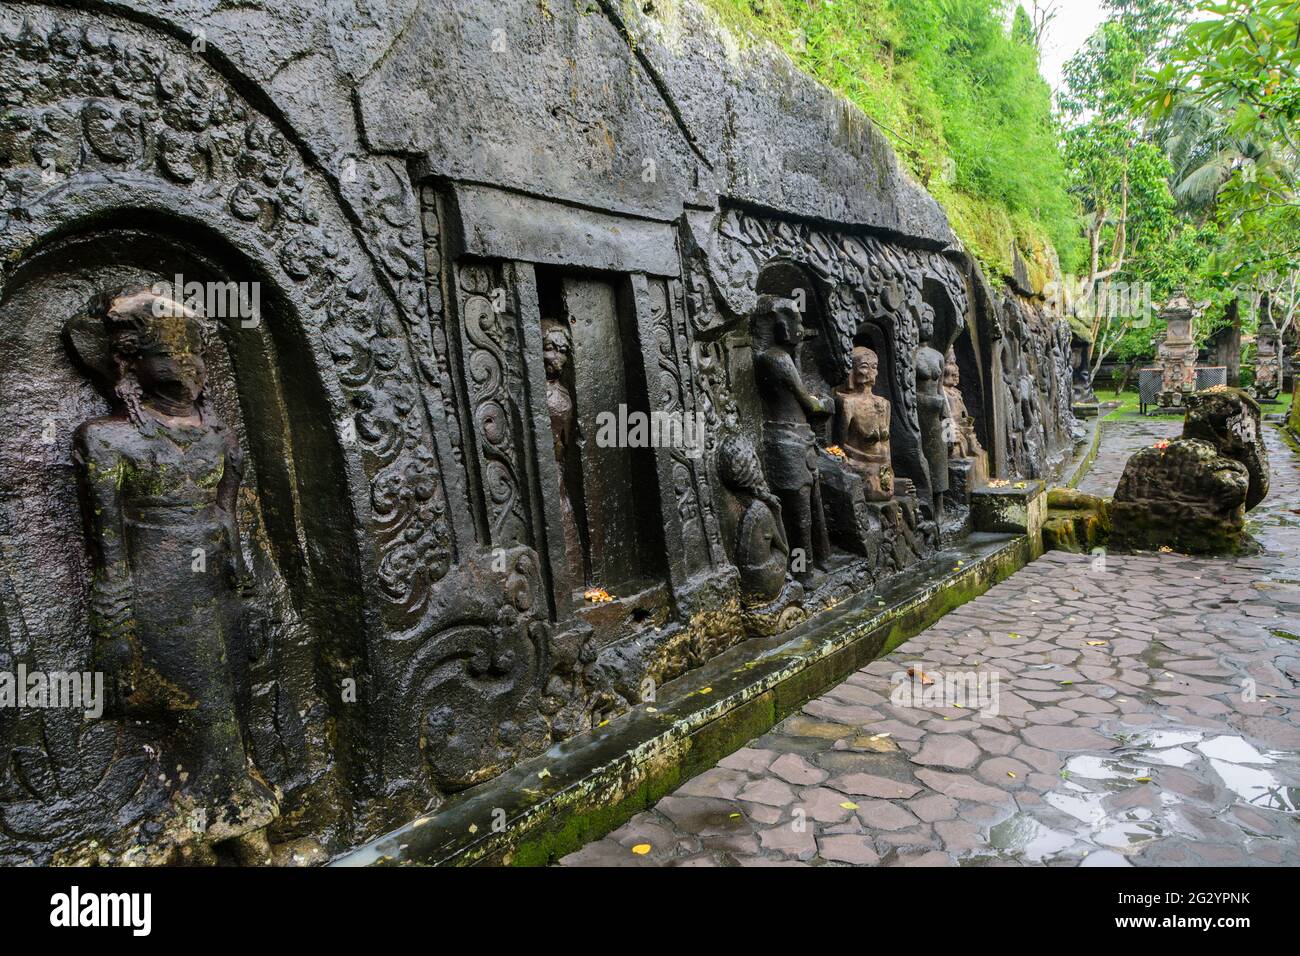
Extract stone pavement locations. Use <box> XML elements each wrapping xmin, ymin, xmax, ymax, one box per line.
<box><xmin>560</xmin><ymin>422</ymin><xmax>1300</xmax><ymax>866</ymax></box>
<box><xmin>1075</xmin><ymin>414</ymin><xmax>1181</xmax><ymax>498</ymax></box>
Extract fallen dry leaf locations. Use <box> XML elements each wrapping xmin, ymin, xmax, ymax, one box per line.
<box><xmin>907</xmin><ymin>666</ymin><xmax>936</xmax><ymax>686</ymax></box>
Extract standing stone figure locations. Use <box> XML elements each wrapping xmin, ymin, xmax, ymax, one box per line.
<box><xmin>834</xmin><ymin>347</ymin><xmax>898</xmax><ymax>501</ymax></box>
<box><xmin>943</xmin><ymin>351</ymin><xmax>988</xmax><ymax>485</ymax></box>
<box><xmin>69</xmin><ymin>286</ymin><xmax>275</xmax><ymax>846</ymax></box>
<box><xmin>752</xmin><ymin>295</ymin><xmax>831</xmax><ymax>582</ymax></box>
<box><xmin>915</xmin><ymin>304</ymin><xmax>949</xmax><ymax>521</ymax></box>
<box><xmin>543</xmin><ymin>323</ymin><xmax>585</xmax><ymax>589</ymax></box>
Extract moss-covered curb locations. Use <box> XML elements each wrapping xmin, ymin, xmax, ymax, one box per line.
<box><xmin>333</xmin><ymin>533</ymin><xmax>1030</xmax><ymax>867</ymax></box>
<box><xmin>1064</xmin><ymin>415</ymin><xmax>1104</xmax><ymax>490</ymax></box>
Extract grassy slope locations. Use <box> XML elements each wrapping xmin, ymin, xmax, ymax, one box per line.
<box><xmin>693</xmin><ymin>0</ymin><xmax>1082</xmax><ymax>281</ymax></box>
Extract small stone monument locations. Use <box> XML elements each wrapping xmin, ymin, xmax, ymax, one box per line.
<box><xmin>1156</xmin><ymin>291</ymin><xmax>1198</xmax><ymax>409</ymax></box>
<box><xmin>1254</xmin><ymin>299</ymin><xmax>1282</xmax><ymax>402</ymax></box>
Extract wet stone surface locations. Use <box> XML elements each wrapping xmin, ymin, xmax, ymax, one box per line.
<box><xmin>560</xmin><ymin>422</ymin><xmax>1300</xmax><ymax>867</ymax></box>
<box><xmin>1075</xmin><ymin>415</ymin><xmax>1182</xmax><ymax>498</ymax></box>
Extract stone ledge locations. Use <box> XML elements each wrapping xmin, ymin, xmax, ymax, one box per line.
<box><xmin>1064</xmin><ymin>415</ymin><xmax>1105</xmax><ymax>490</ymax></box>
<box><xmin>332</xmin><ymin>532</ymin><xmax>1030</xmax><ymax>867</ymax></box>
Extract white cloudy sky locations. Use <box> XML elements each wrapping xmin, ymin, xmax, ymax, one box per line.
<box><xmin>1036</xmin><ymin>1</ymin><xmax>1110</xmax><ymax>93</ymax></box>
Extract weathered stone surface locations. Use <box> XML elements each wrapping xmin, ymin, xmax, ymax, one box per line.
<box><xmin>1112</xmin><ymin>388</ymin><xmax>1268</xmax><ymax>555</ymax></box>
<box><xmin>1111</xmin><ymin>440</ymin><xmax>1251</xmax><ymax>554</ymax></box>
<box><xmin>0</xmin><ymin>0</ymin><xmax>1092</xmax><ymax>866</ymax></box>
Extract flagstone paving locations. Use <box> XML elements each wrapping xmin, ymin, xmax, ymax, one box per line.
<box><xmin>560</xmin><ymin>421</ymin><xmax>1300</xmax><ymax>867</ymax></box>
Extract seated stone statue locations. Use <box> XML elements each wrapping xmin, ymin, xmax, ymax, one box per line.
<box><xmin>834</xmin><ymin>346</ymin><xmax>899</xmax><ymax>502</ymax></box>
<box><xmin>942</xmin><ymin>351</ymin><xmax>988</xmax><ymax>486</ymax></box>
<box><xmin>69</xmin><ymin>286</ymin><xmax>276</xmax><ymax>848</ymax></box>
<box><xmin>821</xmin><ymin>346</ymin><xmax>925</xmax><ymax>571</ymax></box>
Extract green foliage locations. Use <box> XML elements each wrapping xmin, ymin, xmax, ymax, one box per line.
<box><xmin>1143</xmin><ymin>0</ymin><xmax>1299</xmax><ymax>333</ymax></box>
<box><xmin>697</xmin><ymin>0</ymin><xmax>1084</xmax><ymax>276</ymax></box>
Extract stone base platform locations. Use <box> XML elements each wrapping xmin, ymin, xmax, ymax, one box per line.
<box><xmin>334</xmin><ymin>532</ymin><xmax>1033</xmax><ymax>866</ymax></box>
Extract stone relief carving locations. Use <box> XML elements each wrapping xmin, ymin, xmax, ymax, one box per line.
<box><xmin>455</xmin><ymin>263</ymin><xmax>532</xmax><ymax>549</ymax></box>
<box><xmin>915</xmin><ymin>303</ymin><xmax>950</xmax><ymax>521</ymax></box>
<box><xmin>67</xmin><ymin>287</ymin><xmax>278</xmax><ymax>847</ymax></box>
<box><xmin>0</xmin><ymin>8</ymin><xmax>454</xmax><ymax>624</ymax></box>
<box><xmin>944</xmin><ymin>350</ymin><xmax>989</xmax><ymax>486</ymax></box>
<box><xmin>543</xmin><ymin>323</ymin><xmax>585</xmax><ymax>587</ymax></box>
<box><xmin>0</xmin><ymin>2</ymin><xmax>1088</xmax><ymax>866</ymax></box>
<box><xmin>752</xmin><ymin>295</ymin><xmax>833</xmax><ymax>584</ymax></box>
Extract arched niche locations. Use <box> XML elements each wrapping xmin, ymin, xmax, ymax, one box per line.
<box><xmin>752</xmin><ymin>259</ymin><xmax>837</xmax><ymax>441</ymax></box>
<box><xmin>948</xmin><ymin>327</ymin><xmax>990</xmax><ymax>454</ymax></box>
<box><xmin>0</xmin><ymin>212</ymin><xmax>368</xmax><ymax>854</ymax></box>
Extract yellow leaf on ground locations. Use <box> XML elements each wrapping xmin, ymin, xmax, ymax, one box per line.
<box><xmin>839</xmin><ymin>802</ymin><xmax>859</xmax><ymax>810</ymax></box>
<box><xmin>631</xmin><ymin>844</ymin><xmax>652</xmax><ymax>855</ymax></box>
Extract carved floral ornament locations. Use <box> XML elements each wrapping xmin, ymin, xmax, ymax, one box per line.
<box><xmin>0</xmin><ymin>7</ymin><xmax>453</xmax><ymax>620</ymax></box>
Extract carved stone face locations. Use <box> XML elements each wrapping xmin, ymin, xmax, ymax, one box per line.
<box><xmin>543</xmin><ymin>327</ymin><xmax>571</xmax><ymax>381</ymax></box>
<box><xmin>773</xmin><ymin>302</ymin><xmax>802</xmax><ymax>347</ymax></box>
<box><xmin>919</xmin><ymin>304</ymin><xmax>936</xmax><ymax>344</ymax></box>
<box><xmin>944</xmin><ymin>355</ymin><xmax>961</xmax><ymax>389</ymax></box>
<box><xmin>849</xmin><ymin>347</ymin><xmax>879</xmax><ymax>392</ymax></box>
<box><xmin>106</xmin><ymin>291</ymin><xmax>207</xmax><ymax>407</ymax></box>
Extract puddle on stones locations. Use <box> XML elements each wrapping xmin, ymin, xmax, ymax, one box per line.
<box><xmin>1196</xmin><ymin>735</ymin><xmax>1277</xmax><ymax>765</ymax></box>
<box><xmin>1207</xmin><ymin>759</ymin><xmax>1299</xmax><ymax>812</ymax></box>
<box><xmin>987</xmin><ymin>813</ymin><xmax>1076</xmax><ymax>862</ymax></box>
<box><xmin>1063</xmin><ymin>754</ymin><xmax>1153</xmax><ymax>789</ymax></box>
<box><xmin>1085</xmin><ymin>805</ymin><xmax>1167</xmax><ymax>849</ymax></box>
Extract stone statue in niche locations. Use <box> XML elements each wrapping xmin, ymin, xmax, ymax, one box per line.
<box><xmin>943</xmin><ymin>350</ymin><xmax>988</xmax><ymax>486</ymax></box>
<box><xmin>752</xmin><ymin>295</ymin><xmax>831</xmax><ymax>583</ymax></box>
<box><xmin>716</xmin><ymin>429</ymin><xmax>790</xmax><ymax>603</ymax></box>
<box><xmin>822</xmin><ymin>345</ymin><xmax>923</xmax><ymax>571</ymax></box>
<box><xmin>66</xmin><ymin>286</ymin><xmax>276</xmax><ymax>848</ymax></box>
<box><xmin>542</xmin><ymin>322</ymin><xmax>585</xmax><ymax>589</ymax></box>
<box><xmin>915</xmin><ymin>304</ymin><xmax>950</xmax><ymax>521</ymax></box>
<box><xmin>834</xmin><ymin>346</ymin><xmax>905</xmax><ymax>501</ymax></box>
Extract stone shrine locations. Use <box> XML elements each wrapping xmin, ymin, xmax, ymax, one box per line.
<box><xmin>1157</xmin><ymin>291</ymin><xmax>1199</xmax><ymax>408</ymax></box>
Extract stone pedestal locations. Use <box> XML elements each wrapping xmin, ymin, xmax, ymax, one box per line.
<box><xmin>946</xmin><ymin>458</ymin><xmax>973</xmax><ymax>511</ymax></box>
<box><xmin>818</xmin><ymin>458</ymin><xmax>879</xmax><ymax>559</ymax></box>
<box><xmin>971</xmin><ymin>480</ymin><xmax>1047</xmax><ymax>557</ymax></box>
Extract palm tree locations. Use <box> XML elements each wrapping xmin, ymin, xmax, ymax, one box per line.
<box><xmin>1155</xmin><ymin>102</ymin><xmax>1294</xmax><ymax>218</ymax></box>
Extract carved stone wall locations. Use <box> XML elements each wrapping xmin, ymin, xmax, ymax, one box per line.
<box><xmin>0</xmin><ymin>0</ymin><xmax>1079</xmax><ymax>863</ymax></box>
